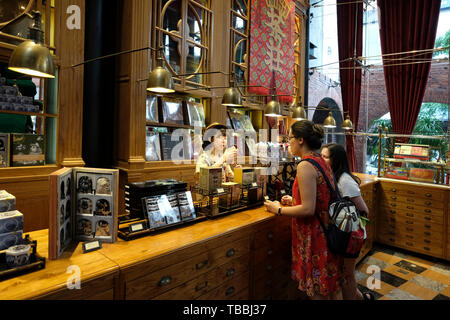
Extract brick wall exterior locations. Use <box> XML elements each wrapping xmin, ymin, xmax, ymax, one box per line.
<box><xmin>308</xmin><ymin>61</ymin><xmax>449</xmax><ymax>173</ymax></box>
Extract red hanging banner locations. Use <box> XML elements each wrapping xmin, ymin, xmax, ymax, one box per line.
<box><xmin>249</xmin><ymin>0</ymin><xmax>295</xmax><ymax>103</ymax></box>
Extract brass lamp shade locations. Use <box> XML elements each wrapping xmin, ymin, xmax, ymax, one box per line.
<box><xmin>8</xmin><ymin>40</ymin><xmax>55</xmax><ymax>78</ymax></box>
<box><xmin>323</xmin><ymin>112</ymin><xmax>336</xmax><ymax>128</ymax></box>
<box><xmin>264</xmin><ymin>98</ymin><xmax>282</xmax><ymax>117</ymax></box>
<box><xmin>221</xmin><ymin>87</ymin><xmax>242</xmax><ymax>107</ymax></box>
<box><xmin>146</xmin><ymin>65</ymin><xmax>175</xmax><ymax>93</ymax></box>
<box><xmin>342</xmin><ymin>115</ymin><xmax>354</xmax><ymax>130</ymax></box>
<box><xmin>292</xmin><ymin>106</ymin><xmax>307</xmax><ymax>120</ymax></box>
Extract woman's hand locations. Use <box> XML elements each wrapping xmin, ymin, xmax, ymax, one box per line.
<box><xmin>223</xmin><ymin>146</ymin><xmax>237</xmax><ymax>164</ymax></box>
<box><xmin>264</xmin><ymin>200</ymin><xmax>281</xmax><ymax>214</ymax></box>
<box><xmin>281</xmin><ymin>195</ymin><xmax>293</xmax><ymax>206</ymax></box>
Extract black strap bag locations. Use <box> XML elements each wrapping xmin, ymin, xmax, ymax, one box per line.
<box><xmin>302</xmin><ymin>158</ymin><xmax>365</xmax><ymax>258</ymax></box>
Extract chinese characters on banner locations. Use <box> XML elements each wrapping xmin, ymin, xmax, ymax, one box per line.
<box><xmin>249</xmin><ymin>0</ymin><xmax>295</xmax><ymax>103</ymax></box>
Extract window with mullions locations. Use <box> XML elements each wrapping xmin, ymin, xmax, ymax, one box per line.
<box><xmin>153</xmin><ymin>0</ymin><xmax>212</xmax><ymax>88</ymax></box>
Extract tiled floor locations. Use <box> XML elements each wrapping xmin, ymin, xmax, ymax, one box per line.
<box><xmin>356</xmin><ymin>244</ymin><xmax>450</xmax><ymax>300</ymax></box>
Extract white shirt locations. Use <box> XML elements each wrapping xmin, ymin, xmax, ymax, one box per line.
<box><xmin>337</xmin><ymin>172</ymin><xmax>361</xmax><ymax>198</ymax></box>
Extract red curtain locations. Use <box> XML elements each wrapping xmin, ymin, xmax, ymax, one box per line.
<box><xmin>377</xmin><ymin>0</ymin><xmax>441</xmax><ymax>136</ymax></box>
<box><xmin>337</xmin><ymin>0</ymin><xmax>363</xmax><ymax>172</ymax></box>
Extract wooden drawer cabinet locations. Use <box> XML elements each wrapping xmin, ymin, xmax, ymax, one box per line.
<box><xmin>125</xmin><ymin>235</ymin><xmax>250</xmax><ymax>300</ymax></box>
<box><xmin>38</xmin><ymin>273</ymin><xmax>118</xmax><ymax>300</ymax></box>
<box><xmin>380</xmin><ymin>206</ymin><xmax>444</xmax><ymax>225</ymax></box>
<box><xmin>381</xmin><ymin>182</ymin><xmax>445</xmax><ymax>201</ymax></box>
<box><xmin>196</xmin><ymin>272</ymin><xmax>249</xmax><ymax>300</ymax></box>
<box><xmin>381</xmin><ymin>194</ymin><xmax>443</xmax><ymax>209</ymax></box>
<box><xmin>154</xmin><ymin>254</ymin><xmax>250</xmax><ymax>300</ymax></box>
<box><xmin>381</xmin><ymin>202</ymin><xmax>444</xmax><ymax>219</ymax></box>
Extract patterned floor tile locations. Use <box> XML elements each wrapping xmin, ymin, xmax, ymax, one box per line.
<box><xmin>372</xmin><ymin>280</ymin><xmax>397</xmax><ymax>296</ymax></box>
<box><xmin>394</xmin><ymin>260</ymin><xmax>427</xmax><ymax>274</ymax></box>
<box><xmin>371</xmin><ymin>252</ymin><xmax>403</xmax><ymax>265</ymax></box>
<box><xmin>430</xmin><ymin>264</ymin><xmax>450</xmax><ymax>277</ymax></box>
<box><xmin>411</xmin><ymin>275</ymin><xmax>448</xmax><ymax>292</ymax></box>
<box><xmin>355</xmin><ymin>270</ymin><xmax>368</xmax><ymax>283</ymax></box>
<box><xmin>376</xmin><ymin>247</ymin><xmax>396</xmax><ymax>256</ymax></box>
<box><xmin>383</xmin><ymin>265</ymin><xmax>417</xmax><ymax>281</ymax></box>
<box><xmin>392</xmin><ymin>251</ymin><xmax>410</xmax><ymax>259</ymax></box>
<box><xmin>378</xmin><ymin>271</ymin><xmax>408</xmax><ymax>287</ymax></box>
<box><xmin>439</xmin><ymin>286</ymin><xmax>450</xmax><ymax>297</ymax></box>
<box><xmin>420</xmin><ymin>269</ymin><xmax>450</xmax><ymax>286</ymax></box>
<box><xmin>398</xmin><ymin>281</ymin><xmax>439</xmax><ymax>300</ymax></box>
<box><xmin>385</xmin><ymin>288</ymin><xmax>422</xmax><ymax>300</ymax></box>
<box><xmin>405</xmin><ymin>255</ymin><xmax>436</xmax><ymax>268</ymax></box>
<box><xmin>361</xmin><ymin>256</ymin><xmax>391</xmax><ymax>270</ymax></box>
<box><xmin>432</xmin><ymin>294</ymin><xmax>450</xmax><ymax>300</ymax></box>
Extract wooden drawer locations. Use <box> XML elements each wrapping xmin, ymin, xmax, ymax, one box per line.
<box><xmin>379</xmin><ymin>207</ymin><xmax>444</xmax><ymax>225</ymax></box>
<box><xmin>196</xmin><ymin>272</ymin><xmax>249</xmax><ymax>300</ymax></box>
<box><xmin>254</xmin><ymin>253</ymin><xmax>290</xmax><ymax>281</ymax></box>
<box><xmin>380</xmin><ymin>194</ymin><xmax>443</xmax><ymax>209</ymax></box>
<box><xmin>400</xmin><ymin>239</ymin><xmax>443</xmax><ymax>258</ymax></box>
<box><xmin>378</xmin><ymin>216</ymin><xmax>445</xmax><ymax>235</ymax></box>
<box><xmin>125</xmin><ymin>236</ymin><xmax>250</xmax><ymax>300</ymax></box>
<box><xmin>381</xmin><ymin>202</ymin><xmax>444</xmax><ymax>218</ymax></box>
<box><xmin>381</xmin><ymin>183</ymin><xmax>445</xmax><ymax>201</ymax></box>
<box><xmin>378</xmin><ymin>220</ymin><xmax>444</xmax><ymax>241</ymax></box>
<box><xmin>252</xmin><ymin>264</ymin><xmax>290</xmax><ymax>300</ymax></box>
<box><xmin>378</xmin><ymin>228</ymin><xmax>443</xmax><ymax>246</ymax></box>
<box><xmin>253</xmin><ymin>243</ymin><xmax>290</xmax><ymax>267</ymax></box>
<box><xmin>153</xmin><ymin>254</ymin><xmax>250</xmax><ymax>300</ymax></box>
<box><xmin>254</xmin><ymin>223</ymin><xmax>277</xmax><ymax>248</ymax></box>
<box><xmin>38</xmin><ymin>273</ymin><xmax>117</xmax><ymax>300</ymax></box>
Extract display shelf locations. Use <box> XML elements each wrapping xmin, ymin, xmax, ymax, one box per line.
<box><xmin>384</xmin><ymin>157</ymin><xmax>446</xmax><ymax>167</ymax></box>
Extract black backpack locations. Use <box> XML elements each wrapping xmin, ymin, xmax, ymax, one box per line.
<box><xmin>302</xmin><ymin>158</ymin><xmax>365</xmax><ymax>258</ymax></box>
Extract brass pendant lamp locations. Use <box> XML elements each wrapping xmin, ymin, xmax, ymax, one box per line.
<box><xmin>342</xmin><ymin>114</ymin><xmax>354</xmax><ymax>130</ymax></box>
<box><xmin>8</xmin><ymin>11</ymin><xmax>55</xmax><ymax>78</ymax></box>
<box><xmin>221</xmin><ymin>73</ymin><xmax>243</xmax><ymax>107</ymax></box>
<box><xmin>264</xmin><ymin>94</ymin><xmax>282</xmax><ymax>117</ymax></box>
<box><xmin>146</xmin><ymin>48</ymin><xmax>175</xmax><ymax>94</ymax></box>
<box><xmin>290</xmin><ymin>97</ymin><xmax>307</xmax><ymax>120</ymax></box>
<box><xmin>323</xmin><ymin>111</ymin><xmax>337</xmax><ymax>128</ymax></box>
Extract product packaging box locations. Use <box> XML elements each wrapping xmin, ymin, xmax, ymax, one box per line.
<box><xmin>199</xmin><ymin>167</ymin><xmax>222</xmax><ymax>193</ymax></box>
<box><xmin>0</xmin><ymin>210</ymin><xmax>23</xmax><ymax>233</ymax></box>
<box><xmin>0</xmin><ymin>133</ymin><xmax>10</xmax><ymax>167</ymax></box>
<box><xmin>0</xmin><ymin>230</ymin><xmax>23</xmax><ymax>251</ymax></box>
<box><xmin>0</xmin><ymin>191</ymin><xmax>16</xmax><ymax>212</ymax></box>
<box><xmin>393</xmin><ymin>143</ymin><xmax>430</xmax><ymax>161</ymax></box>
<box><xmin>11</xmin><ymin>133</ymin><xmax>45</xmax><ymax>167</ymax></box>
<box><xmin>409</xmin><ymin>168</ymin><xmax>435</xmax><ymax>183</ymax></box>
<box><xmin>49</xmin><ymin>167</ymin><xmax>118</xmax><ymax>259</ymax></box>
<box><xmin>234</xmin><ymin>167</ymin><xmax>256</xmax><ymax>186</ymax></box>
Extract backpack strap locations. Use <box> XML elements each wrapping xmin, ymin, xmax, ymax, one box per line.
<box><xmin>300</xmin><ymin>158</ymin><xmax>340</xmax><ymax>231</ymax></box>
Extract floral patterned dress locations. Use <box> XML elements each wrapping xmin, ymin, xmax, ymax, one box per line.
<box><xmin>291</xmin><ymin>153</ymin><xmax>342</xmax><ymax>297</ymax></box>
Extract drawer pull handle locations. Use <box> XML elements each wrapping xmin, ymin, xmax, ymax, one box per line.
<box><xmin>389</xmin><ymin>210</ymin><xmax>396</xmax><ymax>214</ymax></box>
<box><xmin>407</xmin><ymin>198</ymin><xmax>414</xmax><ymax>203</ymax></box>
<box><xmin>406</xmin><ymin>220</ymin><xmax>414</xmax><ymax>225</ymax></box>
<box><xmin>267</xmin><ymin>249</ymin><xmax>274</xmax><ymax>256</ymax></box>
<box><xmin>266</xmin><ymin>265</ymin><xmax>273</xmax><ymax>271</ymax></box>
<box><xmin>391</xmin><ymin>196</ymin><xmax>397</xmax><ymax>200</ymax></box>
<box><xmin>195</xmin><ymin>281</ymin><xmax>208</xmax><ymax>292</ymax></box>
<box><xmin>424</xmin><ymin>231</ymin><xmax>431</xmax><ymax>236</ymax></box>
<box><xmin>425</xmin><ymin>193</ymin><xmax>432</xmax><ymax>198</ymax></box>
<box><xmin>407</xmin><ymin>191</ymin><xmax>415</xmax><ymax>195</ymax></box>
<box><xmin>406</xmin><ymin>206</ymin><xmax>414</xmax><ymax>210</ymax></box>
<box><xmin>425</xmin><ymin>201</ymin><xmax>432</xmax><ymax>206</ymax></box>
<box><xmin>391</xmin><ymin>203</ymin><xmax>396</xmax><ymax>207</ymax></box>
<box><xmin>424</xmin><ymin>209</ymin><xmax>431</xmax><ymax>213</ymax></box>
<box><xmin>406</xmin><ymin>235</ymin><xmax>414</xmax><ymax>239</ymax></box>
<box><xmin>406</xmin><ymin>213</ymin><xmax>414</xmax><ymax>218</ymax></box>
<box><xmin>196</xmin><ymin>260</ymin><xmax>209</xmax><ymax>270</ymax></box>
<box><xmin>226</xmin><ymin>249</ymin><xmax>236</xmax><ymax>258</ymax></box>
<box><xmin>424</xmin><ymin>247</ymin><xmax>430</xmax><ymax>251</ymax></box>
<box><xmin>406</xmin><ymin>228</ymin><xmax>414</xmax><ymax>232</ymax></box>
<box><xmin>267</xmin><ymin>232</ymin><xmax>274</xmax><ymax>240</ymax></box>
<box><xmin>389</xmin><ymin>238</ymin><xmax>395</xmax><ymax>242</ymax></box>
<box><xmin>425</xmin><ymin>216</ymin><xmax>431</xmax><ymax>221</ymax></box>
<box><xmin>391</xmin><ymin>189</ymin><xmax>397</xmax><ymax>192</ymax></box>
<box><xmin>425</xmin><ymin>224</ymin><xmax>431</xmax><ymax>229</ymax></box>
<box><xmin>424</xmin><ymin>239</ymin><xmax>431</xmax><ymax>244</ymax></box>
<box><xmin>226</xmin><ymin>268</ymin><xmax>235</xmax><ymax>277</ymax></box>
<box><xmin>266</xmin><ymin>279</ymin><xmax>273</xmax><ymax>286</ymax></box>
<box><xmin>158</xmin><ymin>276</ymin><xmax>172</xmax><ymax>286</ymax></box>
<box><xmin>388</xmin><ymin>231</ymin><xmax>395</xmax><ymax>236</ymax></box>
<box><xmin>226</xmin><ymin>286</ymin><xmax>235</xmax><ymax>296</ymax></box>
<box><xmin>406</xmin><ymin>242</ymin><xmax>413</xmax><ymax>246</ymax></box>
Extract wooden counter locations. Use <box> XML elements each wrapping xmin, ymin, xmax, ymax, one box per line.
<box><xmin>0</xmin><ymin>229</ymin><xmax>119</xmax><ymax>300</ymax></box>
<box><xmin>0</xmin><ymin>175</ymin><xmax>381</xmax><ymax>300</ymax></box>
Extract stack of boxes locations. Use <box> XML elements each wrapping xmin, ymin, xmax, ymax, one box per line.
<box><xmin>0</xmin><ymin>77</ymin><xmax>38</xmax><ymax>113</ymax></box>
<box><xmin>0</xmin><ymin>190</ymin><xmax>23</xmax><ymax>251</ymax></box>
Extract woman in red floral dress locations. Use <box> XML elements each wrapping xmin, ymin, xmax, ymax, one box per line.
<box><xmin>264</xmin><ymin>120</ymin><xmax>342</xmax><ymax>300</ymax></box>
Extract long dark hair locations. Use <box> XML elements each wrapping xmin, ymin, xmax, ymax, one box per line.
<box><xmin>290</xmin><ymin>120</ymin><xmax>324</xmax><ymax>150</ymax></box>
<box><xmin>322</xmin><ymin>143</ymin><xmax>361</xmax><ymax>185</ymax></box>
